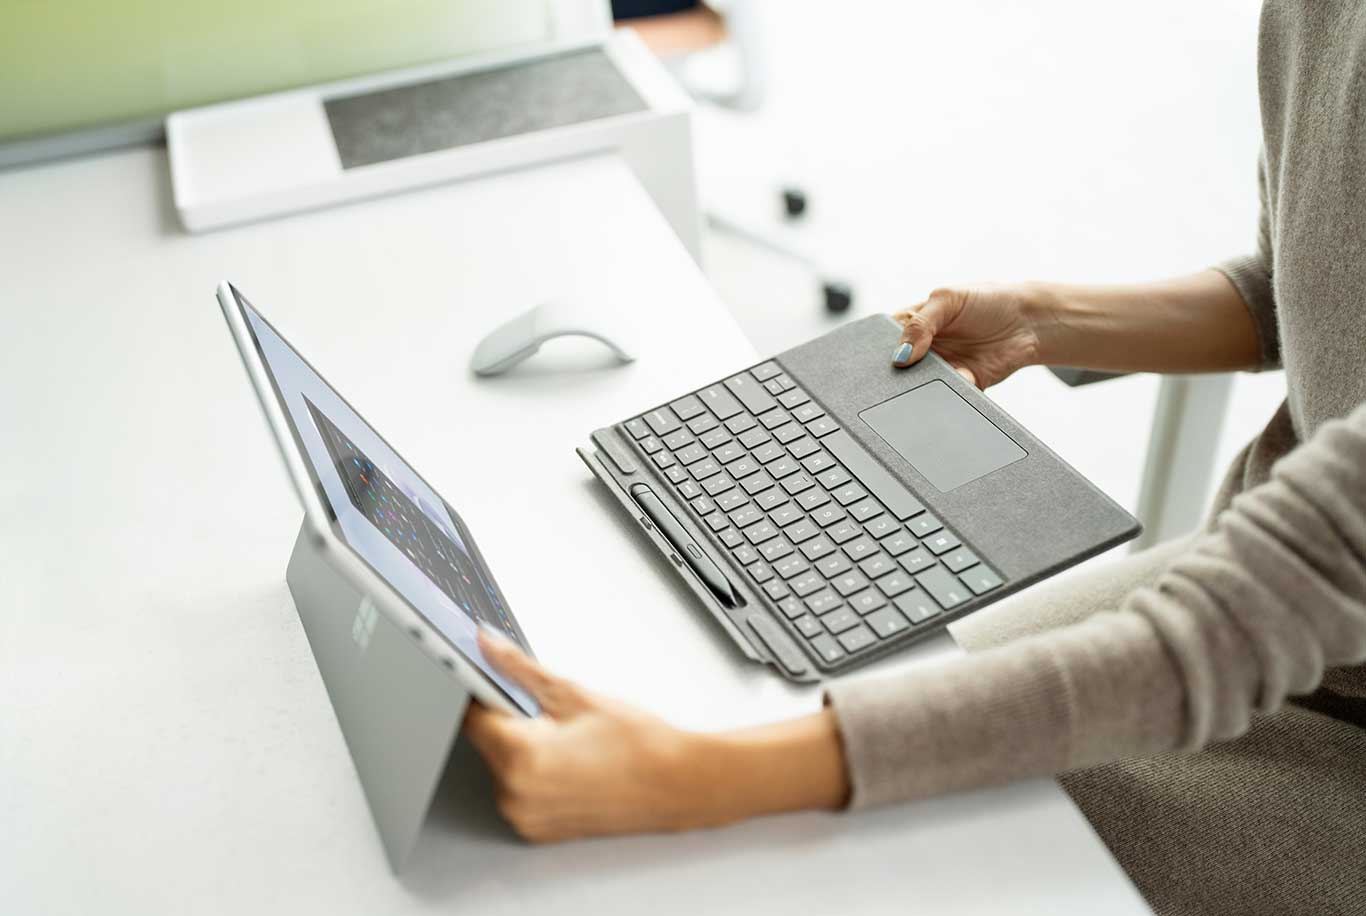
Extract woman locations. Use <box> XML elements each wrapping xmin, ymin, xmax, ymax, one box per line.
<box><xmin>465</xmin><ymin>3</ymin><xmax>1366</xmax><ymax>912</ymax></box>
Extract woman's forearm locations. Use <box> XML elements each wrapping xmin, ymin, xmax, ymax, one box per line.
<box><xmin>1022</xmin><ymin>269</ymin><xmax>1263</xmax><ymax>374</ymax></box>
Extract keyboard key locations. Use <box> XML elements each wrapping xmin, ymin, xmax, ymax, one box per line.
<box><xmin>678</xmin><ymin>480</ymin><xmax>703</xmax><ymax>500</ymax></box>
<box><xmin>718</xmin><ymin>528</ymin><xmax>744</xmax><ymax>548</ymax></box>
<box><xmin>770</xmin><ymin>505</ymin><xmax>804</xmax><ymax>527</ymax></box>
<box><xmin>943</xmin><ymin>548</ymin><xmax>979</xmax><ymax>573</ymax></box>
<box><xmin>865</xmin><ymin>516</ymin><xmax>901</xmax><ymax>539</ymax></box>
<box><xmin>781</xmin><ymin>472</ymin><xmax>816</xmax><ymax>495</ymax></box>
<box><xmin>925</xmin><ymin>531</ymin><xmax>962</xmax><ymax>555</ymax></box>
<box><xmin>909</xmin><ymin>514</ymin><xmax>944</xmax><ymax>537</ymax></box>
<box><xmin>778</xmin><ymin>388</ymin><xmax>810</xmax><ymax>409</ymax></box>
<box><xmin>705</xmin><ymin>513</ymin><xmax>729</xmax><ymax>532</ymax></box>
<box><xmin>875</xmin><ymin>571</ymin><xmax>915</xmax><ymax>598</ymax></box>
<box><xmin>849</xmin><ymin>589</ymin><xmax>887</xmax><ymax>615</ymax></box>
<box><xmin>716</xmin><ymin>489</ymin><xmax>748</xmax><ymax>511</ymax></box>
<box><xmin>746</xmin><ymin>561</ymin><xmax>774</xmax><ymax>584</ymax></box>
<box><xmin>785</xmin><ymin>520</ymin><xmax>819</xmax><ymax>544</ymax></box>
<box><xmin>739</xmin><ymin>427</ymin><xmax>771</xmax><ymax>448</ymax></box>
<box><xmin>640</xmin><ymin>435</ymin><xmax>664</xmax><ymax>454</ymax></box>
<box><xmin>671</xmin><ymin>394</ymin><xmax>705</xmax><ymax>421</ymax></box>
<box><xmin>760</xmin><ymin>538</ymin><xmax>793</xmax><ymax>562</ymax></box>
<box><xmin>792</xmin><ymin>402</ymin><xmax>825</xmax><ymax>423</ymax></box>
<box><xmin>777</xmin><ymin>596</ymin><xmax>804</xmax><ymax>619</ymax></box>
<box><xmin>666</xmin><ymin>465</ymin><xmax>688</xmax><ymax>484</ymax></box>
<box><xmin>652</xmin><ymin>452</ymin><xmax>676</xmax><ymax>470</ymax></box>
<box><xmin>848</xmin><ymin>499</ymin><xmax>883</xmax><ymax>523</ymax></box>
<box><xmin>817</xmin><ymin>467</ymin><xmax>851</xmax><ymax>490</ymax></box>
<box><xmin>774</xmin><ymin>555</ymin><xmax>809</xmax><ymax>579</ymax></box>
<box><xmin>796</xmin><ymin>488</ymin><xmax>831</xmax><ymax>511</ymax></box>
<box><xmin>961</xmin><ymin>565</ymin><xmax>1003</xmax><ymax>595</ymax></box>
<box><xmin>832</xmin><ymin>483</ymin><xmax>868</xmax><ymax>506</ymax></box>
<box><xmin>725</xmin><ymin>413</ymin><xmax>758</xmax><ymax>435</ymax></box>
<box><xmin>703</xmin><ymin>474</ymin><xmax>735</xmax><ymax>497</ymax></box>
<box><xmin>755</xmin><ymin>488</ymin><xmax>789</xmax><ymax>511</ymax></box>
<box><xmin>773</xmin><ymin>375</ymin><xmax>796</xmax><ymax>393</ymax></box>
<box><xmin>644</xmin><ymin>407</ymin><xmax>681</xmax><ymax>436</ymax></box>
<box><xmin>769</xmin><ymin>456</ymin><xmax>801</xmax><ymax>479</ymax></box>
<box><xmin>794</xmin><ymin>614</ymin><xmax>822</xmax><ymax>637</ymax></box>
<box><xmin>725</xmin><ymin>374</ymin><xmax>778</xmax><ymax>415</ymax></box>
<box><xmin>692</xmin><ymin>496</ymin><xmax>716</xmax><ymax>516</ymax></box>
<box><xmin>894</xmin><ymin>589</ymin><xmax>940</xmax><ymax>623</ymax></box>
<box><xmin>730</xmin><ymin>457</ymin><xmax>762</xmax><ymax>479</ymax></box>
<box><xmin>858</xmin><ymin>553</ymin><xmax>897</xmax><ymax>579</ymax></box>
<box><xmin>842</xmin><ymin>536</ymin><xmax>878</xmax><ymax>561</ymax></box>
<box><xmin>815</xmin><ymin>552</ymin><xmax>853</xmax><ymax>577</ymax></box>
<box><xmin>865</xmin><ymin>607</ymin><xmax>910</xmax><ymax>638</ymax></box>
<box><xmin>759</xmin><ymin>408</ymin><xmax>791</xmax><ymax>430</ymax></box>
<box><xmin>744</xmin><ymin>521</ymin><xmax>780</xmax><ymax>545</ymax></box>
<box><xmin>806</xmin><ymin>416</ymin><xmax>839</xmax><ymax>438</ymax></box>
<box><xmin>791</xmin><ymin>573</ymin><xmax>824</xmax><ymax>597</ymax></box>
<box><xmin>625</xmin><ymin>417</ymin><xmax>651</xmax><ymax>439</ymax></box>
<box><xmin>700</xmin><ymin>427</ymin><xmax>731</xmax><ymax>449</ymax></box>
<box><xmin>810</xmin><ymin>634</ymin><xmax>845</xmax><ymax>664</ymax></box>
<box><xmin>831</xmin><ymin>571</ymin><xmax>869</xmax><ymax>597</ymax></box>
<box><xmin>799</xmin><ymin>536</ymin><xmax>836</xmax><ymax>561</ymax></box>
<box><xmin>699</xmin><ymin>384</ymin><xmax>743</xmax><ymax>420</ymax></box>
<box><xmin>788</xmin><ymin>436</ymin><xmax>820</xmax><ymax>459</ymax></box>
<box><xmin>713</xmin><ymin>442</ymin><xmax>746</xmax><ymax>464</ymax></box>
<box><xmin>774</xmin><ymin>423</ymin><xmax>805</xmax><ymax>444</ymax></box>
<box><xmin>729</xmin><ymin>505</ymin><xmax>763</xmax><ymax>528</ymax></box>
<box><xmin>811</xmin><ymin>504</ymin><xmax>846</xmax><ymax>527</ymax></box>
<box><xmin>916</xmin><ymin>566</ymin><xmax>969</xmax><ymax>609</ymax></box>
<box><xmin>882</xmin><ymin>532</ymin><xmax>917</xmax><ymax>556</ymax></box>
<box><xmin>733</xmin><ymin>544</ymin><xmax>760</xmax><ymax>565</ymax></box>
<box><xmin>663</xmin><ymin>429</ymin><xmax>693</xmax><ymax>450</ymax></box>
<box><xmin>763</xmin><ymin>579</ymin><xmax>791</xmax><ymax>601</ymax></box>
<box><xmin>823</xmin><ymin>429</ymin><xmax>926</xmax><ymax>520</ymax></box>
<box><xmin>741</xmin><ymin>471</ymin><xmax>776</xmax><ymax>496</ymax></box>
<box><xmin>803</xmin><ymin>452</ymin><xmax>836</xmax><ymax>475</ymax></box>
<box><xmin>828</xmin><ymin>520</ymin><xmax>862</xmax><ymax>544</ymax></box>
<box><xmin>676</xmin><ymin>444</ymin><xmax>707</xmax><ymax>466</ymax></box>
<box><xmin>690</xmin><ymin>458</ymin><xmax>722</xmax><ymax>480</ymax></box>
<box><xmin>762</xmin><ymin>378</ymin><xmax>786</xmax><ymax>396</ymax></box>
<box><xmin>751</xmin><ymin>361</ymin><xmax>782</xmax><ymax>382</ymax></box>
<box><xmin>838</xmin><ymin>624</ymin><xmax>877</xmax><ymax>653</ymax></box>
<box><xmin>753</xmin><ymin>442</ymin><xmax>785</xmax><ymax>463</ymax></box>
<box><xmin>816</xmin><ymin>603</ymin><xmax>857</xmax><ymax>631</ymax></box>
<box><xmin>687</xmin><ymin>413</ymin><xmax>719</xmax><ymax>435</ymax></box>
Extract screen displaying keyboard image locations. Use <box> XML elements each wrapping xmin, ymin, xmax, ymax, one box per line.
<box><xmin>306</xmin><ymin>397</ymin><xmax>515</xmax><ymax>637</ymax></box>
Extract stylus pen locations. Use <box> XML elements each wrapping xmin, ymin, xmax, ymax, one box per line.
<box><xmin>630</xmin><ymin>484</ymin><xmax>743</xmax><ymax>609</ymax></box>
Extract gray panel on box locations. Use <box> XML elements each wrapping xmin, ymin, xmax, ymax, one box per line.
<box><xmin>860</xmin><ymin>380</ymin><xmax>1026</xmax><ymax>492</ymax></box>
<box><xmin>325</xmin><ymin>49</ymin><xmax>647</xmax><ymax>170</ymax></box>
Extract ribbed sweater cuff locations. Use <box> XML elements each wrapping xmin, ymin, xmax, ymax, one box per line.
<box><xmin>1214</xmin><ymin>255</ymin><xmax>1280</xmax><ymax>369</ymax></box>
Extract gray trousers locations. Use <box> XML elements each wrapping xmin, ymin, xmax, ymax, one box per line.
<box><xmin>953</xmin><ymin>539</ymin><xmax>1366</xmax><ymax>916</ymax></box>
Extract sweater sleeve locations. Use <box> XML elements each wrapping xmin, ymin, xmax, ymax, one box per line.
<box><xmin>1215</xmin><ymin>154</ymin><xmax>1281</xmax><ymax>368</ymax></box>
<box><xmin>826</xmin><ymin>400</ymin><xmax>1366</xmax><ymax>808</ymax></box>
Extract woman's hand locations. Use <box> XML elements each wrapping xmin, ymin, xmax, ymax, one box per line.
<box><xmin>891</xmin><ymin>285</ymin><xmax>1050</xmax><ymax>388</ymax></box>
<box><xmin>464</xmin><ymin>628</ymin><xmax>851</xmax><ymax>843</ymax></box>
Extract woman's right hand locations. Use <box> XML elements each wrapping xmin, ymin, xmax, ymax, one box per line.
<box><xmin>891</xmin><ymin>285</ymin><xmax>1051</xmax><ymax>389</ymax></box>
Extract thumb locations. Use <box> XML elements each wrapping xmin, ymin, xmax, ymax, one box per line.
<box><xmin>477</xmin><ymin>626</ymin><xmax>588</xmax><ymax>717</ymax></box>
<box><xmin>893</xmin><ymin>290</ymin><xmax>962</xmax><ymax>368</ymax></box>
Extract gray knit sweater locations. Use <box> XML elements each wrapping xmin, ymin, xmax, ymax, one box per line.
<box><xmin>827</xmin><ymin>0</ymin><xmax>1366</xmax><ymax>807</ymax></box>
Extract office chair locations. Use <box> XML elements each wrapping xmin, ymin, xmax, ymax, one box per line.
<box><xmin>614</xmin><ymin>0</ymin><xmax>854</xmax><ymax>312</ymax></box>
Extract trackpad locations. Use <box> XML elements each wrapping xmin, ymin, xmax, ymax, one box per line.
<box><xmin>860</xmin><ymin>380</ymin><xmax>1026</xmax><ymax>491</ymax></box>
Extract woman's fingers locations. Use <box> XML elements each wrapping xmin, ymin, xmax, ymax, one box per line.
<box><xmin>477</xmin><ymin>627</ymin><xmax>590</xmax><ymax>717</ymax></box>
<box><xmin>893</xmin><ymin>290</ymin><xmax>962</xmax><ymax>368</ymax></box>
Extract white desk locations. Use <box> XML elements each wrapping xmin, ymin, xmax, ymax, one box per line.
<box><xmin>0</xmin><ymin>149</ymin><xmax>1149</xmax><ymax>915</ymax></box>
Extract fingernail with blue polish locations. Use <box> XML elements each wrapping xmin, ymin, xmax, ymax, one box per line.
<box><xmin>892</xmin><ymin>343</ymin><xmax>912</xmax><ymax>366</ymax></box>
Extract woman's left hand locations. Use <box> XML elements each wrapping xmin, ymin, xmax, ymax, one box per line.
<box><xmin>463</xmin><ymin>628</ymin><xmax>737</xmax><ymax>843</ymax></box>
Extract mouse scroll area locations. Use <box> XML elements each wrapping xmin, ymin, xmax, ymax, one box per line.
<box><xmin>469</xmin><ymin>301</ymin><xmax>636</xmax><ymax>377</ymax></box>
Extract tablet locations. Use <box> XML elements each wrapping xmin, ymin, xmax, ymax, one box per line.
<box><xmin>218</xmin><ymin>282</ymin><xmax>538</xmax><ymax>717</ymax></box>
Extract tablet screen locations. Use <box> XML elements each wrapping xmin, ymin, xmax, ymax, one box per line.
<box><xmin>235</xmin><ymin>289</ymin><xmax>538</xmax><ymax>716</ymax></box>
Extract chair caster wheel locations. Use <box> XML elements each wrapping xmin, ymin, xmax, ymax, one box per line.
<box><xmin>823</xmin><ymin>281</ymin><xmax>853</xmax><ymax>313</ymax></box>
<box><xmin>782</xmin><ymin>187</ymin><xmax>808</xmax><ymax>219</ymax></box>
